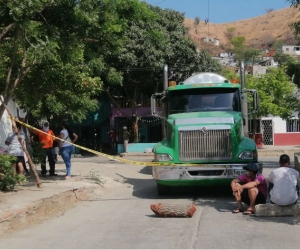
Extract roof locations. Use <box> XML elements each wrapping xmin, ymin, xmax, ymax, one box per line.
<box><xmin>263</xmin><ymin>50</ymin><xmax>275</xmax><ymax>57</ymax></box>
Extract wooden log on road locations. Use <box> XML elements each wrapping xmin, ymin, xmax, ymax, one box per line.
<box><xmin>150</xmin><ymin>202</ymin><xmax>196</xmax><ymax>217</ymax></box>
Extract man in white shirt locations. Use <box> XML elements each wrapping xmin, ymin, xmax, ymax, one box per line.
<box><xmin>268</xmin><ymin>154</ymin><xmax>299</xmax><ymax>206</ymax></box>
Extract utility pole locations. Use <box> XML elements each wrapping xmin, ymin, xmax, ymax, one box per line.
<box><xmin>207</xmin><ymin>0</ymin><xmax>210</xmax><ymax>38</ymax></box>
<box><xmin>239</xmin><ymin>61</ymin><xmax>249</xmax><ymax>136</ymax></box>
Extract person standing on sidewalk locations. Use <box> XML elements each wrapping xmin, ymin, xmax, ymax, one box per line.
<box><xmin>58</xmin><ymin>123</ymin><xmax>78</xmax><ymax>179</ymax></box>
<box><xmin>122</xmin><ymin>126</ymin><xmax>130</xmax><ymax>153</ymax></box>
<box><xmin>5</xmin><ymin>123</ymin><xmax>25</xmax><ymax>176</ymax></box>
<box><xmin>268</xmin><ymin>154</ymin><xmax>299</xmax><ymax>206</ymax></box>
<box><xmin>31</xmin><ymin>121</ymin><xmax>57</xmax><ymax>176</ymax></box>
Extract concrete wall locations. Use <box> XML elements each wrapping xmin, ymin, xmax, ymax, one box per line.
<box><xmin>282</xmin><ymin>45</ymin><xmax>300</xmax><ymax>56</ymax></box>
<box><xmin>262</xmin><ymin>115</ymin><xmax>300</xmax><ymax>146</ymax></box>
<box><xmin>273</xmin><ymin>116</ymin><xmax>286</xmax><ymax>133</ymax></box>
<box><xmin>252</xmin><ymin>65</ymin><xmax>268</xmax><ymax>76</ymax></box>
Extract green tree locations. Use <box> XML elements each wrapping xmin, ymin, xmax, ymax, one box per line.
<box><xmin>246</xmin><ymin>67</ymin><xmax>300</xmax><ymax>119</ymax></box>
<box><xmin>194</xmin><ymin>16</ymin><xmax>200</xmax><ymax>34</ymax></box>
<box><xmin>223</xmin><ymin>67</ymin><xmax>300</xmax><ymax>133</ymax></box>
<box><xmin>230</xmin><ymin>36</ymin><xmax>246</xmax><ymax>48</ymax></box>
<box><xmin>273</xmin><ymin>51</ymin><xmax>300</xmax><ymax>86</ymax></box>
<box><xmin>230</xmin><ymin>36</ymin><xmax>260</xmax><ymax>63</ymax></box>
<box><xmin>103</xmin><ymin>6</ymin><xmax>221</xmax><ymax>141</ymax></box>
<box><xmin>0</xmin><ymin>0</ymin><xmax>222</xmax><ymax>142</ymax></box>
<box><xmin>288</xmin><ymin>1</ymin><xmax>300</xmax><ymax>7</ymax></box>
<box><xmin>0</xmin><ymin>0</ymin><xmax>105</xmax><ymax>122</ymax></box>
<box><xmin>273</xmin><ymin>40</ymin><xmax>284</xmax><ymax>50</ymax></box>
<box><xmin>274</xmin><ymin>51</ymin><xmax>297</xmax><ymax>66</ymax></box>
<box><xmin>230</xmin><ymin>36</ymin><xmax>247</xmax><ymax>62</ymax></box>
<box><xmin>225</xmin><ymin>27</ymin><xmax>236</xmax><ymax>41</ymax></box>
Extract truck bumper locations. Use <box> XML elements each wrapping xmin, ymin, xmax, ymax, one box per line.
<box><xmin>152</xmin><ymin>163</ymin><xmax>263</xmax><ymax>185</ymax></box>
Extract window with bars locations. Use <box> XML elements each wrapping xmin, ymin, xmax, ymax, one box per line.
<box><xmin>286</xmin><ymin>119</ymin><xmax>300</xmax><ymax>132</ymax></box>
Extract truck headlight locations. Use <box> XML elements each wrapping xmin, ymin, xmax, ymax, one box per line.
<box><xmin>239</xmin><ymin>151</ymin><xmax>255</xmax><ymax>159</ymax></box>
<box><xmin>154</xmin><ymin>154</ymin><xmax>173</xmax><ymax>161</ymax></box>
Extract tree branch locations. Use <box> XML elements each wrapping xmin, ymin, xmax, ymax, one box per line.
<box><xmin>0</xmin><ymin>23</ymin><xmax>15</xmax><ymax>41</ymax></box>
<box><xmin>104</xmin><ymin>88</ymin><xmax>130</xmax><ymax>118</ymax></box>
<box><xmin>3</xmin><ymin>27</ymin><xmax>19</xmax><ymax>98</ymax></box>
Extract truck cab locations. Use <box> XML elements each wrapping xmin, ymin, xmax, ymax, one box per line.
<box><xmin>151</xmin><ymin>72</ymin><xmax>262</xmax><ymax>195</ymax></box>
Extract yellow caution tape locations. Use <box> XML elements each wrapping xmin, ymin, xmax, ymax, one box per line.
<box><xmin>9</xmin><ymin>117</ymin><xmax>206</xmax><ymax>167</ymax></box>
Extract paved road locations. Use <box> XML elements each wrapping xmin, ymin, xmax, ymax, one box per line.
<box><xmin>1</xmin><ymin>156</ymin><xmax>300</xmax><ymax>249</ymax></box>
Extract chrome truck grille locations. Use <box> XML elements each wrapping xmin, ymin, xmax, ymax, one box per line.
<box><xmin>179</xmin><ymin>128</ymin><xmax>232</xmax><ymax>161</ymax></box>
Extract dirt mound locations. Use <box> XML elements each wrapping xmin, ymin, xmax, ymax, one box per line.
<box><xmin>185</xmin><ymin>7</ymin><xmax>300</xmax><ymax>54</ymax></box>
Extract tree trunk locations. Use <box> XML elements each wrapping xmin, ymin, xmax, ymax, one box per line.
<box><xmin>253</xmin><ymin>118</ymin><xmax>257</xmax><ymax>136</ymax></box>
<box><xmin>132</xmin><ymin>115</ymin><xmax>139</xmax><ymax>142</ymax></box>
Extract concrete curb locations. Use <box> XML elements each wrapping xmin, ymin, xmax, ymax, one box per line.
<box><xmin>255</xmin><ymin>204</ymin><xmax>300</xmax><ymax>217</ymax></box>
<box><xmin>258</xmin><ymin>149</ymin><xmax>300</xmax><ymax>157</ymax></box>
<box><xmin>0</xmin><ymin>186</ymin><xmax>99</xmax><ymax>236</ymax></box>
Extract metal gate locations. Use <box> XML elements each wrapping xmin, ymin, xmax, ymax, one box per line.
<box><xmin>261</xmin><ymin>119</ymin><xmax>274</xmax><ymax>145</ymax></box>
<box><xmin>286</xmin><ymin>118</ymin><xmax>300</xmax><ymax>132</ymax></box>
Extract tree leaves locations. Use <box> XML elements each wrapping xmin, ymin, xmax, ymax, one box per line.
<box><xmin>246</xmin><ymin>67</ymin><xmax>300</xmax><ymax>119</ymax></box>
<box><xmin>0</xmin><ymin>0</ymin><xmax>222</xmax><ymax>128</ymax></box>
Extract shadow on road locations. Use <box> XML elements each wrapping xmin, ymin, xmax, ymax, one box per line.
<box><xmin>116</xmin><ymin>164</ymin><xmax>300</xmax><ymax>225</ymax></box>
<box><xmin>138</xmin><ymin>166</ymin><xmax>152</xmax><ymax>175</ymax></box>
<box><xmin>116</xmin><ymin>171</ymin><xmax>233</xmax><ymax>200</ymax></box>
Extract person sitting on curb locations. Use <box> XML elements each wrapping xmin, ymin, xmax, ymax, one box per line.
<box><xmin>268</xmin><ymin>154</ymin><xmax>299</xmax><ymax>206</ymax></box>
<box><xmin>231</xmin><ymin>163</ymin><xmax>267</xmax><ymax>215</ymax></box>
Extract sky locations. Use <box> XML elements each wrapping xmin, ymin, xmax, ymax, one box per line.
<box><xmin>141</xmin><ymin>0</ymin><xmax>293</xmax><ymax>23</ymax></box>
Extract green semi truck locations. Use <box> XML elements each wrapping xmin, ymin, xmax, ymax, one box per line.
<box><xmin>151</xmin><ymin>67</ymin><xmax>262</xmax><ymax>195</ymax></box>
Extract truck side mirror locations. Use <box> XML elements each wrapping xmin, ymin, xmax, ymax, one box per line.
<box><xmin>151</xmin><ymin>93</ymin><xmax>167</xmax><ymax>121</ymax></box>
<box><xmin>243</xmin><ymin>89</ymin><xmax>259</xmax><ymax>115</ymax></box>
<box><xmin>162</xmin><ymin>96</ymin><xmax>168</xmax><ymax>103</ymax></box>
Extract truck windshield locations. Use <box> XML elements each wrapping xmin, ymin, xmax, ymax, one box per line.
<box><xmin>168</xmin><ymin>88</ymin><xmax>241</xmax><ymax>114</ymax></box>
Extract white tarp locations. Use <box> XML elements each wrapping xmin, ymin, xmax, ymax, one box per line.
<box><xmin>0</xmin><ymin>97</ymin><xmax>27</xmax><ymax>148</ymax></box>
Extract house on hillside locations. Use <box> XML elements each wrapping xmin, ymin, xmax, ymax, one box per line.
<box><xmin>201</xmin><ymin>37</ymin><xmax>219</xmax><ymax>46</ymax></box>
<box><xmin>219</xmin><ymin>52</ymin><xmax>233</xmax><ymax>58</ymax></box>
<box><xmin>281</xmin><ymin>45</ymin><xmax>300</xmax><ymax>56</ymax></box>
<box><xmin>263</xmin><ymin>50</ymin><xmax>276</xmax><ymax>60</ymax></box>
<box><xmin>236</xmin><ymin>48</ymin><xmax>278</xmax><ymax>76</ymax></box>
<box><xmin>248</xmin><ymin>58</ymin><xmax>278</xmax><ymax>76</ymax></box>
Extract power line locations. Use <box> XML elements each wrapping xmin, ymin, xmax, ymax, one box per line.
<box><xmin>154</xmin><ymin>0</ymin><xmax>166</xmax><ymax>5</ymax></box>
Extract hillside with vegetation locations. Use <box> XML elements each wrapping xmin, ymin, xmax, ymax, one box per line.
<box><xmin>184</xmin><ymin>7</ymin><xmax>300</xmax><ymax>55</ymax></box>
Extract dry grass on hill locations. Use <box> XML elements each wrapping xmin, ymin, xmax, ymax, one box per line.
<box><xmin>184</xmin><ymin>7</ymin><xmax>300</xmax><ymax>55</ymax></box>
